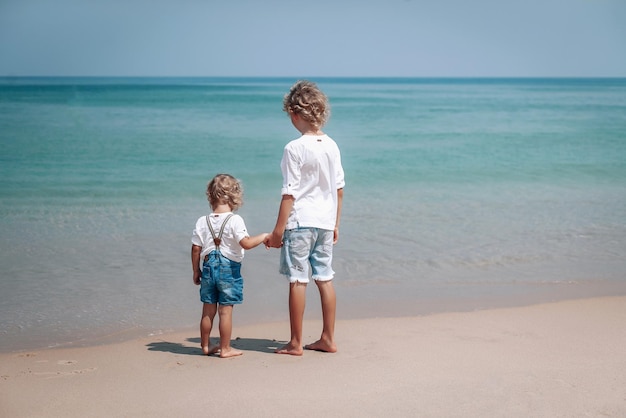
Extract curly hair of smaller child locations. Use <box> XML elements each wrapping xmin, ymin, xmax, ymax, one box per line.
<box><xmin>206</xmin><ymin>174</ymin><xmax>244</xmax><ymax>210</ymax></box>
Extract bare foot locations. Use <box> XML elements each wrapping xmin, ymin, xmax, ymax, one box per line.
<box><xmin>274</xmin><ymin>343</ymin><xmax>303</xmax><ymax>356</ymax></box>
<box><xmin>202</xmin><ymin>345</ymin><xmax>220</xmax><ymax>356</ymax></box>
<box><xmin>219</xmin><ymin>347</ymin><xmax>243</xmax><ymax>358</ymax></box>
<box><xmin>304</xmin><ymin>339</ymin><xmax>337</xmax><ymax>353</ymax></box>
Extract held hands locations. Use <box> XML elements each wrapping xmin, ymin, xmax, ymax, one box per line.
<box><xmin>264</xmin><ymin>231</ymin><xmax>284</xmax><ymax>249</ymax></box>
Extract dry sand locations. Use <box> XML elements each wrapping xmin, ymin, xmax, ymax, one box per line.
<box><xmin>1</xmin><ymin>296</ymin><xmax>625</xmax><ymax>417</ymax></box>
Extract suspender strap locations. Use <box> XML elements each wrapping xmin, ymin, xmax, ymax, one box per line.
<box><xmin>205</xmin><ymin>213</ymin><xmax>234</xmax><ymax>249</ymax></box>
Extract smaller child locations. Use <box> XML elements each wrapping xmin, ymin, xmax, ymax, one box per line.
<box><xmin>191</xmin><ymin>174</ymin><xmax>268</xmax><ymax>358</ymax></box>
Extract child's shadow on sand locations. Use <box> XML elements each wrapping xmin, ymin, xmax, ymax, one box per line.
<box><xmin>146</xmin><ymin>337</ymin><xmax>282</xmax><ymax>355</ymax></box>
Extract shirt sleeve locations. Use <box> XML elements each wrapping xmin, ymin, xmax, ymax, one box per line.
<box><xmin>230</xmin><ymin>214</ymin><xmax>249</xmax><ymax>244</ymax></box>
<box><xmin>280</xmin><ymin>145</ymin><xmax>301</xmax><ymax>197</ymax></box>
<box><xmin>334</xmin><ymin>145</ymin><xmax>345</xmax><ymax>189</ymax></box>
<box><xmin>191</xmin><ymin>217</ymin><xmax>205</xmax><ymax>247</ymax></box>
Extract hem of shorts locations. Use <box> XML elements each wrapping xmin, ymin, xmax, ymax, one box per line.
<box><xmin>199</xmin><ymin>300</ymin><xmax>244</xmax><ymax>305</ymax></box>
<box><xmin>286</xmin><ymin>276</ymin><xmax>309</xmax><ymax>284</ymax></box>
<box><xmin>283</xmin><ymin>275</ymin><xmax>334</xmax><ymax>283</ymax></box>
<box><xmin>312</xmin><ymin>275</ymin><xmax>334</xmax><ymax>282</ymax></box>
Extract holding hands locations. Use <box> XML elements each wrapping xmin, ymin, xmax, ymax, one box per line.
<box><xmin>264</xmin><ymin>231</ymin><xmax>283</xmax><ymax>249</ymax></box>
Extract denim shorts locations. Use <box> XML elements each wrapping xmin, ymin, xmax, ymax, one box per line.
<box><xmin>200</xmin><ymin>250</ymin><xmax>243</xmax><ymax>305</ymax></box>
<box><xmin>279</xmin><ymin>227</ymin><xmax>335</xmax><ymax>283</ymax></box>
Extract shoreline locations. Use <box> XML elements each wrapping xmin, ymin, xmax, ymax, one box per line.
<box><xmin>2</xmin><ymin>279</ymin><xmax>626</xmax><ymax>354</ymax></box>
<box><xmin>2</xmin><ymin>295</ymin><xmax>625</xmax><ymax>417</ymax></box>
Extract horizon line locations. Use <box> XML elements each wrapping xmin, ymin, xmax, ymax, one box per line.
<box><xmin>2</xmin><ymin>74</ymin><xmax>626</xmax><ymax>79</ymax></box>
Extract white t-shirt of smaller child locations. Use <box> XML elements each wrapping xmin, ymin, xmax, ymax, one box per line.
<box><xmin>191</xmin><ymin>212</ymin><xmax>249</xmax><ymax>264</ymax></box>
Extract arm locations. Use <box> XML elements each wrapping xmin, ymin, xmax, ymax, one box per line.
<box><xmin>265</xmin><ymin>194</ymin><xmax>295</xmax><ymax>248</ymax></box>
<box><xmin>191</xmin><ymin>244</ymin><xmax>202</xmax><ymax>285</ymax></box>
<box><xmin>334</xmin><ymin>188</ymin><xmax>343</xmax><ymax>244</ymax></box>
<box><xmin>240</xmin><ymin>233</ymin><xmax>269</xmax><ymax>250</ymax></box>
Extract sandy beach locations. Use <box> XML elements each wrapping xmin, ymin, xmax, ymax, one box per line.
<box><xmin>1</xmin><ymin>295</ymin><xmax>625</xmax><ymax>417</ymax></box>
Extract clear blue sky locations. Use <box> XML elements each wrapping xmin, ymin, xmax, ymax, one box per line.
<box><xmin>1</xmin><ymin>0</ymin><xmax>625</xmax><ymax>77</ymax></box>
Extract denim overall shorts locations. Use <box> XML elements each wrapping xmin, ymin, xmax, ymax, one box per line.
<box><xmin>200</xmin><ymin>214</ymin><xmax>243</xmax><ymax>305</ymax></box>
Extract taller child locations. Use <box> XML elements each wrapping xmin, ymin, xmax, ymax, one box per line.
<box><xmin>265</xmin><ymin>80</ymin><xmax>345</xmax><ymax>356</ymax></box>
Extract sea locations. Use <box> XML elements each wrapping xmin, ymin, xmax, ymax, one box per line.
<box><xmin>1</xmin><ymin>77</ymin><xmax>625</xmax><ymax>352</ymax></box>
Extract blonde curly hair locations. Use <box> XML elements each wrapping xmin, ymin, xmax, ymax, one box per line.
<box><xmin>283</xmin><ymin>80</ymin><xmax>330</xmax><ymax>129</ymax></box>
<box><xmin>206</xmin><ymin>174</ymin><xmax>243</xmax><ymax>210</ymax></box>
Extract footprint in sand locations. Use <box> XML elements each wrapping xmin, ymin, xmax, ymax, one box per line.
<box><xmin>57</xmin><ymin>360</ymin><xmax>77</xmax><ymax>365</ymax></box>
<box><xmin>34</xmin><ymin>367</ymin><xmax>97</xmax><ymax>378</ymax></box>
<box><xmin>18</xmin><ymin>353</ymin><xmax>36</xmax><ymax>358</ymax></box>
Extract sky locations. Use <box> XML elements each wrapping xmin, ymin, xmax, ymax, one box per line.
<box><xmin>1</xmin><ymin>0</ymin><xmax>625</xmax><ymax>77</ymax></box>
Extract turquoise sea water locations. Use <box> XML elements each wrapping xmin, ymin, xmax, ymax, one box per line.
<box><xmin>1</xmin><ymin>77</ymin><xmax>625</xmax><ymax>351</ymax></box>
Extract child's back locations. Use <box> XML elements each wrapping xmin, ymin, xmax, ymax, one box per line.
<box><xmin>191</xmin><ymin>174</ymin><xmax>268</xmax><ymax>357</ymax></box>
<box><xmin>265</xmin><ymin>81</ymin><xmax>345</xmax><ymax>355</ymax></box>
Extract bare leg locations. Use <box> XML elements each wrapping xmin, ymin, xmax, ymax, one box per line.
<box><xmin>217</xmin><ymin>304</ymin><xmax>242</xmax><ymax>358</ymax></box>
<box><xmin>305</xmin><ymin>280</ymin><xmax>337</xmax><ymax>353</ymax></box>
<box><xmin>275</xmin><ymin>281</ymin><xmax>307</xmax><ymax>356</ymax></box>
<box><xmin>200</xmin><ymin>303</ymin><xmax>219</xmax><ymax>355</ymax></box>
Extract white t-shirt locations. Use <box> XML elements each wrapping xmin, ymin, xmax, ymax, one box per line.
<box><xmin>191</xmin><ymin>212</ymin><xmax>249</xmax><ymax>264</ymax></box>
<box><xmin>280</xmin><ymin>134</ymin><xmax>345</xmax><ymax>230</ymax></box>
